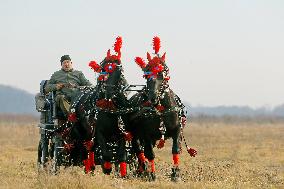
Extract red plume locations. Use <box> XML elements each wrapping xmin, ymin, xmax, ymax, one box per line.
<box><xmin>135</xmin><ymin>57</ymin><xmax>146</xmax><ymax>69</ymax></box>
<box><xmin>114</xmin><ymin>36</ymin><xmax>122</xmax><ymax>54</ymax></box>
<box><xmin>161</xmin><ymin>52</ymin><xmax>166</xmax><ymax>62</ymax></box>
<box><xmin>89</xmin><ymin>60</ymin><xmax>101</xmax><ymax>73</ymax></box>
<box><xmin>147</xmin><ymin>52</ymin><xmax>152</xmax><ymax>62</ymax></box>
<box><xmin>152</xmin><ymin>36</ymin><xmax>161</xmax><ymax>54</ymax></box>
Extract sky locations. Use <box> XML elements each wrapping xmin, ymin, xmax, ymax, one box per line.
<box><xmin>0</xmin><ymin>0</ymin><xmax>283</xmax><ymax>108</ymax></box>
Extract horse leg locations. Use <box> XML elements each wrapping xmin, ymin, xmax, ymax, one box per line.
<box><xmin>131</xmin><ymin>137</ymin><xmax>147</xmax><ymax>175</ymax></box>
<box><xmin>144</xmin><ymin>140</ymin><xmax>156</xmax><ymax>181</ymax></box>
<box><xmin>83</xmin><ymin>141</ymin><xmax>95</xmax><ymax>174</ymax></box>
<box><xmin>83</xmin><ymin>158</ymin><xmax>91</xmax><ymax>174</ymax></box>
<box><xmin>83</xmin><ymin>152</ymin><xmax>95</xmax><ymax>174</ymax></box>
<box><xmin>171</xmin><ymin>129</ymin><xmax>181</xmax><ymax>182</ymax></box>
<box><xmin>117</xmin><ymin>138</ymin><xmax>127</xmax><ymax>177</ymax></box>
<box><xmin>89</xmin><ymin>151</ymin><xmax>95</xmax><ymax>171</ymax></box>
<box><xmin>97</xmin><ymin>131</ymin><xmax>112</xmax><ymax>174</ymax></box>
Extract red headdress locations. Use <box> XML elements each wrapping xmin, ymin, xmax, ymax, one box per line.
<box><xmin>89</xmin><ymin>36</ymin><xmax>123</xmax><ymax>81</ymax></box>
<box><xmin>134</xmin><ymin>36</ymin><xmax>168</xmax><ymax>80</ymax></box>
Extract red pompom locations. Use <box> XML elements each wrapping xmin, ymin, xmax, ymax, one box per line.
<box><xmin>187</xmin><ymin>147</ymin><xmax>197</xmax><ymax>157</ymax></box>
<box><xmin>89</xmin><ymin>60</ymin><xmax>101</xmax><ymax>73</ymax></box>
<box><xmin>148</xmin><ymin>56</ymin><xmax>160</xmax><ymax>67</ymax></box>
<box><xmin>151</xmin><ymin>64</ymin><xmax>164</xmax><ymax>74</ymax></box>
<box><xmin>114</xmin><ymin>36</ymin><xmax>122</xmax><ymax>54</ymax></box>
<box><xmin>157</xmin><ymin>139</ymin><xmax>165</xmax><ymax>148</ymax></box>
<box><xmin>135</xmin><ymin>57</ymin><xmax>146</xmax><ymax>69</ymax></box>
<box><xmin>98</xmin><ymin>74</ymin><xmax>108</xmax><ymax>81</ymax></box>
<box><xmin>68</xmin><ymin>112</ymin><xmax>77</xmax><ymax>122</ymax></box>
<box><xmin>156</xmin><ymin>104</ymin><xmax>165</xmax><ymax>112</ymax></box>
<box><xmin>104</xmin><ymin>63</ymin><xmax>117</xmax><ymax>73</ymax></box>
<box><xmin>152</xmin><ymin>36</ymin><xmax>161</xmax><ymax>54</ymax></box>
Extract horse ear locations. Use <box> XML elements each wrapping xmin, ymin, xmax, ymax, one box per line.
<box><xmin>161</xmin><ymin>52</ymin><xmax>166</xmax><ymax>62</ymax></box>
<box><xmin>107</xmin><ymin>49</ymin><xmax>111</xmax><ymax>58</ymax></box>
<box><xmin>117</xmin><ymin>52</ymin><xmax>121</xmax><ymax>60</ymax></box>
<box><xmin>147</xmin><ymin>52</ymin><xmax>152</xmax><ymax>62</ymax></box>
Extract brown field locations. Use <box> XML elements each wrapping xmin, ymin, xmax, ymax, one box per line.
<box><xmin>0</xmin><ymin>115</ymin><xmax>283</xmax><ymax>189</ymax></box>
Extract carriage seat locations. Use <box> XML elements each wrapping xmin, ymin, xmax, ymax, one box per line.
<box><xmin>35</xmin><ymin>80</ymin><xmax>67</xmax><ymax>122</ymax></box>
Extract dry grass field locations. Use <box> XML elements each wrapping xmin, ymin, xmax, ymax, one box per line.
<box><xmin>0</xmin><ymin>115</ymin><xmax>283</xmax><ymax>189</ymax></box>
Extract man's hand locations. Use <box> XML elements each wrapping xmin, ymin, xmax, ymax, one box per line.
<box><xmin>56</xmin><ymin>83</ymin><xmax>64</xmax><ymax>90</ymax></box>
<box><xmin>69</xmin><ymin>83</ymin><xmax>77</xmax><ymax>88</ymax></box>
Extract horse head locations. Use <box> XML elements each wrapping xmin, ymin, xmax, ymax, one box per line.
<box><xmin>89</xmin><ymin>36</ymin><xmax>126</xmax><ymax>101</ymax></box>
<box><xmin>135</xmin><ymin>36</ymin><xmax>170</xmax><ymax>106</ymax></box>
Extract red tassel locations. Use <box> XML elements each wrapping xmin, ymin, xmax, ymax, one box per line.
<box><xmin>157</xmin><ymin>139</ymin><xmax>165</xmax><ymax>148</ymax></box>
<box><xmin>89</xmin><ymin>152</ymin><xmax>95</xmax><ymax>168</ymax></box>
<box><xmin>68</xmin><ymin>113</ymin><xmax>77</xmax><ymax>122</ymax></box>
<box><xmin>114</xmin><ymin>36</ymin><xmax>122</xmax><ymax>54</ymax></box>
<box><xmin>148</xmin><ymin>159</ymin><xmax>155</xmax><ymax>173</ymax></box>
<box><xmin>83</xmin><ymin>159</ymin><xmax>91</xmax><ymax>173</ymax></box>
<box><xmin>187</xmin><ymin>147</ymin><xmax>197</xmax><ymax>157</ymax></box>
<box><xmin>135</xmin><ymin>57</ymin><xmax>146</xmax><ymax>69</ymax></box>
<box><xmin>152</xmin><ymin>36</ymin><xmax>161</xmax><ymax>54</ymax></box>
<box><xmin>89</xmin><ymin>60</ymin><xmax>101</xmax><ymax>73</ymax></box>
<box><xmin>173</xmin><ymin>154</ymin><xmax>179</xmax><ymax>166</ymax></box>
<box><xmin>120</xmin><ymin>162</ymin><xmax>127</xmax><ymax>177</ymax></box>
<box><xmin>138</xmin><ymin>152</ymin><xmax>146</xmax><ymax>163</ymax></box>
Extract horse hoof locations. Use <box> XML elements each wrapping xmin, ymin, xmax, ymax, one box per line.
<box><xmin>103</xmin><ymin>168</ymin><xmax>112</xmax><ymax>175</ymax></box>
<box><xmin>101</xmin><ymin>165</ymin><xmax>112</xmax><ymax>175</ymax></box>
<box><xmin>148</xmin><ymin>172</ymin><xmax>156</xmax><ymax>181</ymax></box>
<box><xmin>121</xmin><ymin>175</ymin><xmax>129</xmax><ymax>179</ymax></box>
<box><xmin>91</xmin><ymin>166</ymin><xmax>96</xmax><ymax>171</ymax></box>
<box><xmin>171</xmin><ymin>167</ymin><xmax>181</xmax><ymax>182</ymax></box>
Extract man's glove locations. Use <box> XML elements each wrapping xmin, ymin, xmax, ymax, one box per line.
<box><xmin>56</xmin><ymin>83</ymin><xmax>64</xmax><ymax>90</ymax></box>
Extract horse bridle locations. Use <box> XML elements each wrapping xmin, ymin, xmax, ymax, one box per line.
<box><xmin>100</xmin><ymin>64</ymin><xmax>124</xmax><ymax>99</ymax></box>
<box><xmin>146</xmin><ymin>69</ymin><xmax>170</xmax><ymax>106</ymax></box>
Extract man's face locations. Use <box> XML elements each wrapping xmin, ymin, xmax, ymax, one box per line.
<box><xmin>61</xmin><ymin>60</ymin><xmax>73</xmax><ymax>71</ymax></box>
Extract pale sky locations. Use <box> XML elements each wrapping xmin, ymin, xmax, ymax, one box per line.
<box><xmin>0</xmin><ymin>0</ymin><xmax>283</xmax><ymax>108</ymax></box>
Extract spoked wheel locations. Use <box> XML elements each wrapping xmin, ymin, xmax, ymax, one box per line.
<box><xmin>37</xmin><ymin>134</ymin><xmax>49</xmax><ymax>172</ymax></box>
<box><xmin>50</xmin><ymin>135</ymin><xmax>63</xmax><ymax>175</ymax></box>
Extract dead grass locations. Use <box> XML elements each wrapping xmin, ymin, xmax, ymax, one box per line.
<box><xmin>0</xmin><ymin>117</ymin><xmax>283</xmax><ymax>189</ymax></box>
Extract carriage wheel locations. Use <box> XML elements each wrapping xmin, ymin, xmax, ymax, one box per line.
<box><xmin>50</xmin><ymin>135</ymin><xmax>63</xmax><ymax>174</ymax></box>
<box><xmin>37</xmin><ymin>134</ymin><xmax>49</xmax><ymax>172</ymax></box>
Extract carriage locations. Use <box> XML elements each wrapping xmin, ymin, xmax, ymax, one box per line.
<box><xmin>35</xmin><ymin>36</ymin><xmax>196</xmax><ymax>180</ymax></box>
<box><xmin>35</xmin><ymin>80</ymin><xmax>141</xmax><ymax>174</ymax></box>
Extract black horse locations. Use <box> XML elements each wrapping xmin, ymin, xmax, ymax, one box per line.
<box><xmin>50</xmin><ymin>86</ymin><xmax>97</xmax><ymax>173</ymax></box>
<box><xmin>89</xmin><ymin>37</ymin><xmax>134</xmax><ymax>177</ymax></box>
<box><xmin>66</xmin><ymin>87</ymin><xmax>97</xmax><ymax>173</ymax></box>
<box><xmin>129</xmin><ymin>37</ymin><xmax>197</xmax><ymax>181</ymax></box>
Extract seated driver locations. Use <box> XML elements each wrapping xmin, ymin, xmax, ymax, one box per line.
<box><xmin>45</xmin><ymin>55</ymin><xmax>92</xmax><ymax>117</ymax></box>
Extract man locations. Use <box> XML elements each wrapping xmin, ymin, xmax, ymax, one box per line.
<box><xmin>45</xmin><ymin>55</ymin><xmax>92</xmax><ymax>116</ymax></box>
